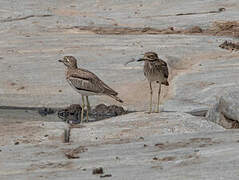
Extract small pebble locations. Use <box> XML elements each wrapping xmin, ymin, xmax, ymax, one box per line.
<box><xmin>153</xmin><ymin>157</ymin><xmax>158</xmax><ymax>160</ymax></box>
<box><xmin>138</xmin><ymin>137</ymin><xmax>144</xmax><ymax>140</ymax></box>
<box><xmin>100</xmin><ymin>174</ymin><xmax>112</xmax><ymax>178</ymax></box>
<box><xmin>92</xmin><ymin>167</ymin><xmax>104</xmax><ymax>174</ymax></box>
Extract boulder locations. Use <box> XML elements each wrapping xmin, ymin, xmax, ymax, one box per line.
<box><xmin>220</xmin><ymin>90</ymin><xmax>239</xmax><ymax>121</ymax></box>
<box><xmin>206</xmin><ymin>90</ymin><xmax>239</xmax><ymax>128</ymax></box>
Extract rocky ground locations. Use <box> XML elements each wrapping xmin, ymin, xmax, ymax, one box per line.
<box><xmin>1</xmin><ymin>0</ymin><xmax>239</xmax><ymax>179</ymax></box>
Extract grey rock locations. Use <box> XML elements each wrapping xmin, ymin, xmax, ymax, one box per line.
<box><xmin>186</xmin><ymin>107</ymin><xmax>208</xmax><ymax>117</ymax></box>
<box><xmin>206</xmin><ymin>90</ymin><xmax>239</xmax><ymax>129</ymax></box>
<box><xmin>70</xmin><ymin>112</ymin><xmax>224</xmax><ymax>144</ymax></box>
<box><xmin>220</xmin><ymin>90</ymin><xmax>239</xmax><ymax>122</ymax></box>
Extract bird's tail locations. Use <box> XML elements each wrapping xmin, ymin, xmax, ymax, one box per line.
<box><xmin>108</xmin><ymin>94</ymin><xmax>124</xmax><ymax>103</ymax></box>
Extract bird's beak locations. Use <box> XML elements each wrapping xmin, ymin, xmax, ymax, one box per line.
<box><xmin>58</xmin><ymin>59</ymin><xmax>63</xmax><ymax>63</ymax></box>
<box><xmin>137</xmin><ymin>58</ymin><xmax>145</xmax><ymax>62</ymax></box>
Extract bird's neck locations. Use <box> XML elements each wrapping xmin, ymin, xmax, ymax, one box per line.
<box><xmin>145</xmin><ymin>59</ymin><xmax>157</xmax><ymax>69</ymax></box>
<box><xmin>67</xmin><ymin>65</ymin><xmax>77</xmax><ymax>69</ymax></box>
<box><xmin>149</xmin><ymin>58</ymin><xmax>158</xmax><ymax>62</ymax></box>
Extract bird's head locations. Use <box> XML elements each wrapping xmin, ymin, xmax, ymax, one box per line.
<box><xmin>137</xmin><ymin>52</ymin><xmax>159</xmax><ymax>62</ymax></box>
<box><xmin>58</xmin><ymin>56</ymin><xmax>78</xmax><ymax>68</ymax></box>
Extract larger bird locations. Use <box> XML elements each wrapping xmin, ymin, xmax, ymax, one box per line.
<box><xmin>58</xmin><ymin>56</ymin><xmax>123</xmax><ymax>122</ymax></box>
<box><xmin>137</xmin><ymin>52</ymin><xmax>169</xmax><ymax>113</ymax></box>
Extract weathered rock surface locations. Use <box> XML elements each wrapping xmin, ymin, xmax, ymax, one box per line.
<box><xmin>206</xmin><ymin>90</ymin><xmax>239</xmax><ymax>128</ymax></box>
<box><xmin>70</xmin><ymin>112</ymin><xmax>223</xmax><ymax>144</ymax></box>
<box><xmin>1</xmin><ymin>0</ymin><xmax>239</xmax><ymax>179</ymax></box>
<box><xmin>0</xmin><ymin>119</ymin><xmax>238</xmax><ymax>180</ymax></box>
<box><xmin>220</xmin><ymin>90</ymin><xmax>239</xmax><ymax>122</ymax></box>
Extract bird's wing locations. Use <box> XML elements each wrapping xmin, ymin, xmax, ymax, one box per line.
<box><xmin>68</xmin><ymin>69</ymin><xmax>118</xmax><ymax>95</ymax></box>
<box><xmin>156</xmin><ymin>59</ymin><xmax>169</xmax><ymax>79</ymax></box>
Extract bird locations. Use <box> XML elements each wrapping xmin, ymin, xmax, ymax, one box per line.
<box><xmin>137</xmin><ymin>52</ymin><xmax>169</xmax><ymax>113</ymax></box>
<box><xmin>58</xmin><ymin>56</ymin><xmax>123</xmax><ymax>122</ymax></box>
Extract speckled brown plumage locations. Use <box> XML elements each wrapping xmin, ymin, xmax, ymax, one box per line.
<box><xmin>137</xmin><ymin>52</ymin><xmax>169</xmax><ymax>113</ymax></box>
<box><xmin>59</xmin><ymin>56</ymin><xmax>123</xmax><ymax>122</ymax></box>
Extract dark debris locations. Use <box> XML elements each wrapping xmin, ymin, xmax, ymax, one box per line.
<box><xmin>58</xmin><ymin>104</ymin><xmax>82</xmax><ymax>124</ymax></box>
<box><xmin>92</xmin><ymin>167</ymin><xmax>104</xmax><ymax>174</ymax></box>
<box><xmin>58</xmin><ymin>104</ymin><xmax>127</xmax><ymax>124</ymax></box>
<box><xmin>100</xmin><ymin>174</ymin><xmax>112</xmax><ymax>178</ymax></box>
<box><xmin>219</xmin><ymin>40</ymin><xmax>239</xmax><ymax>51</ymax></box>
<box><xmin>38</xmin><ymin>107</ymin><xmax>55</xmax><ymax>116</ymax></box>
<box><xmin>91</xmin><ymin>104</ymin><xmax>126</xmax><ymax>119</ymax></box>
<box><xmin>64</xmin><ymin>146</ymin><xmax>87</xmax><ymax>159</ymax></box>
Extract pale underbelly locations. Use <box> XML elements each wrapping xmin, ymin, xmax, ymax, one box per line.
<box><xmin>146</xmin><ymin>73</ymin><xmax>165</xmax><ymax>82</ymax></box>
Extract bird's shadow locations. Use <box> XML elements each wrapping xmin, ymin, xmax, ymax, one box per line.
<box><xmin>57</xmin><ymin>104</ymin><xmax>132</xmax><ymax>124</ymax></box>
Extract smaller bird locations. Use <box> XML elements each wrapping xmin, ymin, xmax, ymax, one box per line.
<box><xmin>58</xmin><ymin>56</ymin><xmax>123</xmax><ymax>122</ymax></box>
<box><xmin>137</xmin><ymin>52</ymin><xmax>169</xmax><ymax>113</ymax></box>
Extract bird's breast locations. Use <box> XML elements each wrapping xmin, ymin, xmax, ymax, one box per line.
<box><xmin>144</xmin><ymin>63</ymin><xmax>165</xmax><ymax>82</ymax></box>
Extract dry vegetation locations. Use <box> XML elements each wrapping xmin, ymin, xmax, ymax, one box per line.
<box><xmin>62</xmin><ymin>21</ymin><xmax>239</xmax><ymax>38</ymax></box>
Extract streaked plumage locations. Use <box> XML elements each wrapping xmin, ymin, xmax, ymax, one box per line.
<box><xmin>59</xmin><ymin>56</ymin><xmax>123</xmax><ymax>122</ymax></box>
<box><xmin>137</xmin><ymin>52</ymin><xmax>169</xmax><ymax>113</ymax></box>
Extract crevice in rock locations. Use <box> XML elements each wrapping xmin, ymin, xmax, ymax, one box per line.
<box><xmin>175</xmin><ymin>8</ymin><xmax>225</xmax><ymax>16</ymax></box>
<box><xmin>139</xmin><ymin>8</ymin><xmax>225</xmax><ymax>18</ymax></box>
<box><xmin>0</xmin><ymin>14</ymin><xmax>53</xmax><ymax>23</ymax></box>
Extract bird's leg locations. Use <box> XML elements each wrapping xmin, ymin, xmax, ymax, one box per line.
<box><xmin>86</xmin><ymin>96</ymin><xmax>91</xmax><ymax>122</ymax></box>
<box><xmin>81</xmin><ymin>95</ymin><xmax>85</xmax><ymax>123</ymax></box>
<box><xmin>149</xmin><ymin>82</ymin><xmax>153</xmax><ymax>113</ymax></box>
<box><xmin>156</xmin><ymin>83</ymin><xmax>161</xmax><ymax>113</ymax></box>
<box><xmin>86</xmin><ymin>96</ymin><xmax>91</xmax><ymax>111</ymax></box>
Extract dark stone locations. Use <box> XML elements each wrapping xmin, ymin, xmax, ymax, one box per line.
<box><xmin>92</xmin><ymin>104</ymin><xmax>126</xmax><ymax>119</ymax></box>
<box><xmin>14</xmin><ymin>142</ymin><xmax>19</xmax><ymax>145</ymax></box>
<box><xmin>94</xmin><ymin>104</ymin><xmax>108</xmax><ymax>116</ymax></box>
<box><xmin>58</xmin><ymin>104</ymin><xmax>127</xmax><ymax>123</ymax></box>
<box><xmin>92</xmin><ymin>167</ymin><xmax>104</xmax><ymax>174</ymax></box>
<box><xmin>58</xmin><ymin>104</ymin><xmax>82</xmax><ymax>123</ymax></box>
<box><xmin>100</xmin><ymin>174</ymin><xmax>112</xmax><ymax>178</ymax></box>
<box><xmin>38</xmin><ymin>107</ymin><xmax>55</xmax><ymax>116</ymax></box>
